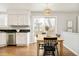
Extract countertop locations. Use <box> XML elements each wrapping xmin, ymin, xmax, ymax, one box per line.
<box><xmin>0</xmin><ymin>29</ymin><xmax>30</xmax><ymax>33</ymax></box>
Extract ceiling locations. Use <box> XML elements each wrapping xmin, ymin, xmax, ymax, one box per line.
<box><xmin>0</xmin><ymin>3</ymin><xmax>79</xmax><ymax>12</ymax></box>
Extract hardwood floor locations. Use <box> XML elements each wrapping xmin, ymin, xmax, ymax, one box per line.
<box><xmin>0</xmin><ymin>43</ymin><xmax>76</xmax><ymax>56</ymax></box>
<box><xmin>0</xmin><ymin>44</ymin><xmax>37</xmax><ymax>56</ymax></box>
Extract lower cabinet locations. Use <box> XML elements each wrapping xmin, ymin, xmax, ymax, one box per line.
<box><xmin>0</xmin><ymin>32</ymin><xmax>8</xmax><ymax>47</ymax></box>
<box><xmin>16</xmin><ymin>33</ymin><xmax>27</xmax><ymax>46</ymax></box>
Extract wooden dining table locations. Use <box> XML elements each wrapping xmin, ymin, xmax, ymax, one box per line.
<box><xmin>37</xmin><ymin>34</ymin><xmax>64</xmax><ymax>56</ymax></box>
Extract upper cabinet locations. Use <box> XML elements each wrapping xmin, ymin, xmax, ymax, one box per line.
<box><xmin>8</xmin><ymin>9</ymin><xmax>30</xmax><ymax>26</ymax></box>
<box><xmin>8</xmin><ymin>14</ymin><xmax>18</xmax><ymax>25</ymax></box>
<box><xmin>18</xmin><ymin>14</ymin><xmax>27</xmax><ymax>25</ymax></box>
<box><xmin>0</xmin><ymin>14</ymin><xmax>8</xmax><ymax>26</ymax></box>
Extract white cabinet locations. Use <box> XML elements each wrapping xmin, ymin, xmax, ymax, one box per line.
<box><xmin>8</xmin><ymin>9</ymin><xmax>30</xmax><ymax>26</ymax></box>
<box><xmin>0</xmin><ymin>32</ymin><xmax>7</xmax><ymax>47</ymax></box>
<box><xmin>8</xmin><ymin>14</ymin><xmax>27</xmax><ymax>25</ymax></box>
<box><xmin>17</xmin><ymin>14</ymin><xmax>26</xmax><ymax>25</ymax></box>
<box><xmin>16</xmin><ymin>33</ymin><xmax>27</xmax><ymax>46</ymax></box>
<box><xmin>8</xmin><ymin>14</ymin><xmax>18</xmax><ymax>25</ymax></box>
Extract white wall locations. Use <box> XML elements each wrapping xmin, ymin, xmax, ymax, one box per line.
<box><xmin>61</xmin><ymin>32</ymin><xmax>79</xmax><ymax>55</ymax></box>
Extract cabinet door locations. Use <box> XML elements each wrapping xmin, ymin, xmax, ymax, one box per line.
<box><xmin>8</xmin><ymin>14</ymin><xmax>18</xmax><ymax>25</ymax></box>
<box><xmin>16</xmin><ymin>33</ymin><xmax>27</xmax><ymax>46</ymax></box>
<box><xmin>18</xmin><ymin>14</ymin><xmax>30</xmax><ymax>25</ymax></box>
<box><xmin>0</xmin><ymin>33</ymin><xmax>7</xmax><ymax>47</ymax></box>
<box><xmin>18</xmin><ymin>15</ymin><xmax>25</xmax><ymax>25</ymax></box>
<box><xmin>24</xmin><ymin>14</ymin><xmax>28</xmax><ymax>25</ymax></box>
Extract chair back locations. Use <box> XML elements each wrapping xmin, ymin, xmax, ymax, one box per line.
<box><xmin>44</xmin><ymin>37</ymin><xmax>57</xmax><ymax>46</ymax></box>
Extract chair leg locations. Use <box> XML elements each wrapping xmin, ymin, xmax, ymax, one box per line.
<box><xmin>57</xmin><ymin>48</ymin><xmax>59</xmax><ymax>56</ymax></box>
<box><xmin>56</xmin><ymin>46</ymin><xmax>59</xmax><ymax>56</ymax></box>
<box><xmin>43</xmin><ymin>51</ymin><xmax>47</xmax><ymax>56</ymax></box>
<box><xmin>52</xmin><ymin>51</ymin><xmax>55</xmax><ymax>56</ymax></box>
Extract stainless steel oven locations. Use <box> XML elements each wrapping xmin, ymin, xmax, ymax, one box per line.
<box><xmin>7</xmin><ymin>33</ymin><xmax>16</xmax><ymax>45</ymax></box>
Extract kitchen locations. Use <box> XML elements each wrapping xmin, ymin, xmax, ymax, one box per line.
<box><xmin>0</xmin><ymin>9</ymin><xmax>31</xmax><ymax>47</ymax></box>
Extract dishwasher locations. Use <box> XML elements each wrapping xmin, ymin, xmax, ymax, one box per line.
<box><xmin>7</xmin><ymin>33</ymin><xmax>16</xmax><ymax>45</ymax></box>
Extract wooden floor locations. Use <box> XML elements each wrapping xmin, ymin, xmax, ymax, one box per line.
<box><xmin>0</xmin><ymin>43</ymin><xmax>76</xmax><ymax>56</ymax></box>
<box><xmin>0</xmin><ymin>44</ymin><xmax>37</xmax><ymax>56</ymax></box>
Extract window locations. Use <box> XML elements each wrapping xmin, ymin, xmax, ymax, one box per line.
<box><xmin>33</xmin><ymin>16</ymin><xmax>57</xmax><ymax>34</ymax></box>
<box><xmin>32</xmin><ymin>16</ymin><xmax>57</xmax><ymax>42</ymax></box>
<box><xmin>0</xmin><ymin>14</ymin><xmax>8</xmax><ymax>26</ymax></box>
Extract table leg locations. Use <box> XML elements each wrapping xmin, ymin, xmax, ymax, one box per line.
<box><xmin>60</xmin><ymin>40</ymin><xmax>64</xmax><ymax>56</ymax></box>
<box><xmin>37</xmin><ymin>41</ymin><xmax>39</xmax><ymax>56</ymax></box>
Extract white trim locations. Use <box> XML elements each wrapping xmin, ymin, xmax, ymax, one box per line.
<box><xmin>28</xmin><ymin>41</ymin><xmax>36</xmax><ymax>44</ymax></box>
<box><xmin>64</xmin><ymin>44</ymin><xmax>79</xmax><ymax>56</ymax></box>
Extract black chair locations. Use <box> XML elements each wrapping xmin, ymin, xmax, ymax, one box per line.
<box><xmin>43</xmin><ymin>37</ymin><xmax>58</xmax><ymax>56</ymax></box>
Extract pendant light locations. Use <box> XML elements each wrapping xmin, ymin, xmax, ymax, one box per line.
<box><xmin>43</xmin><ymin>3</ymin><xmax>52</xmax><ymax>16</ymax></box>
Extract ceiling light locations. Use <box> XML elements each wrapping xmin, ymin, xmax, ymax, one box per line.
<box><xmin>43</xmin><ymin>4</ymin><xmax>52</xmax><ymax>16</ymax></box>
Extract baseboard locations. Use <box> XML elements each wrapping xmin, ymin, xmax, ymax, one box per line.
<box><xmin>64</xmin><ymin>44</ymin><xmax>79</xmax><ymax>56</ymax></box>
<box><xmin>0</xmin><ymin>44</ymin><xmax>7</xmax><ymax>47</ymax></box>
<box><xmin>26</xmin><ymin>41</ymin><xmax>36</xmax><ymax>46</ymax></box>
<box><xmin>16</xmin><ymin>44</ymin><xmax>27</xmax><ymax>46</ymax></box>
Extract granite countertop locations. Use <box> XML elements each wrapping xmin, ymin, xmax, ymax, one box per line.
<box><xmin>0</xmin><ymin>29</ymin><xmax>30</xmax><ymax>33</ymax></box>
<box><xmin>0</xmin><ymin>26</ymin><xmax>30</xmax><ymax>33</ymax></box>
